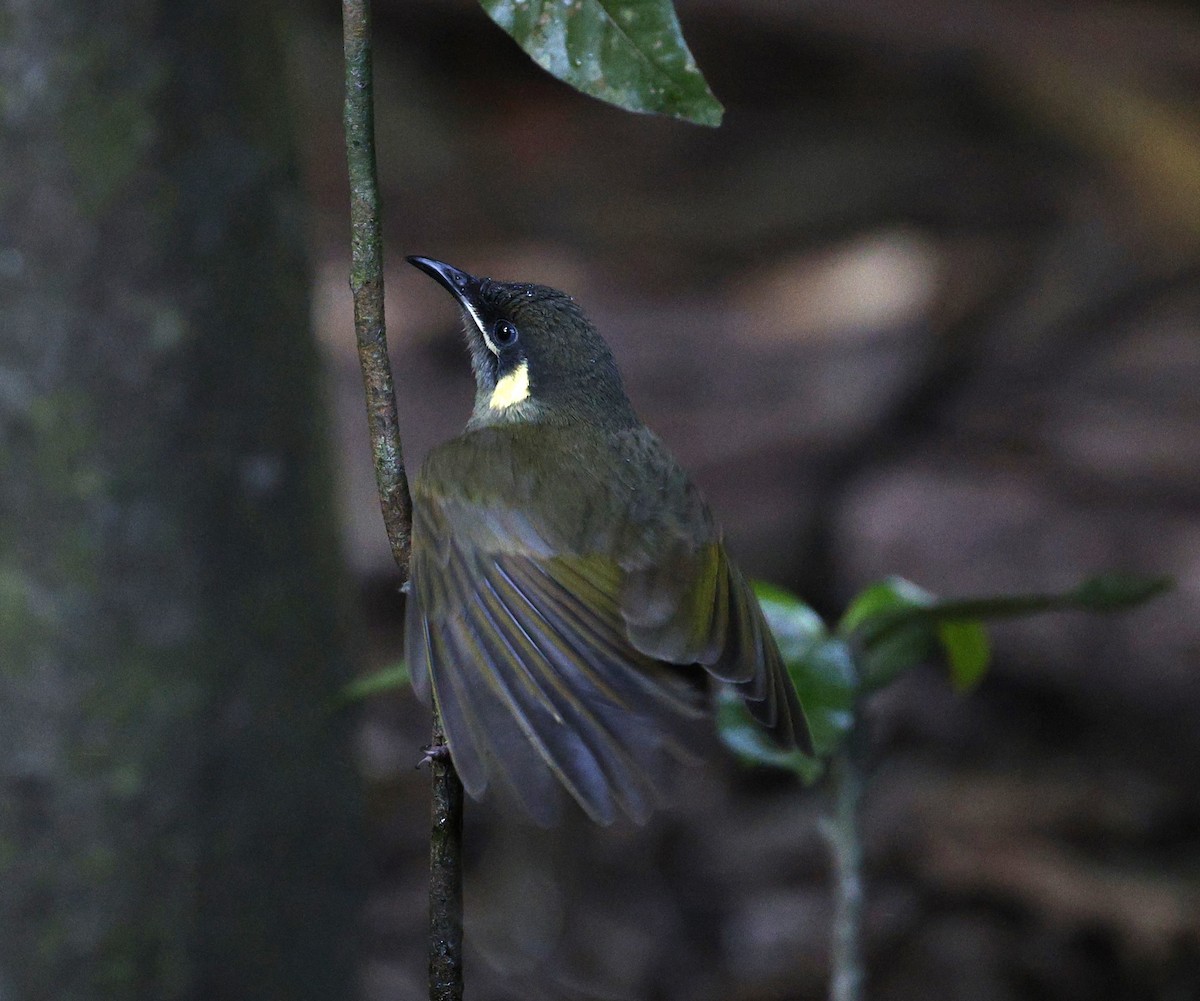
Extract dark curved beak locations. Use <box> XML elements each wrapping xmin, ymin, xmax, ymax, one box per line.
<box><xmin>406</xmin><ymin>256</ymin><xmax>483</xmax><ymax>312</ymax></box>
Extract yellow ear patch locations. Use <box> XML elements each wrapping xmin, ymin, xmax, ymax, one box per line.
<box><xmin>489</xmin><ymin>360</ymin><xmax>530</xmax><ymax>409</ymax></box>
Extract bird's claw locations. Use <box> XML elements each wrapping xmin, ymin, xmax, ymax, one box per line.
<box><xmin>416</xmin><ymin>743</ymin><xmax>451</xmax><ymax>769</ymax></box>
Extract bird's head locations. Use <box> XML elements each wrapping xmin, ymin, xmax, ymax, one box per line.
<box><xmin>408</xmin><ymin>257</ymin><xmax>639</xmax><ymax>431</ymax></box>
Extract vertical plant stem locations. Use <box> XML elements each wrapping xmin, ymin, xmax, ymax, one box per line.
<box><xmin>341</xmin><ymin>3</ymin><xmax>465</xmax><ymax>999</ymax></box>
<box><xmin>821</xmin><ymin>727</ymin><xmax>866</xmax><ymax>1001</ymax></box>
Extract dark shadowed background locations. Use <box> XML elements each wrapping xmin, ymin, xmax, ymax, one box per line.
<box><xmin>308</xmin><ymin>2</ymin><xmax>1199</xmax><ymax>998</ymax></box>
<box><xmin>0</xmin><ymin>0</ymin><xmax>1195</xmax><ymax>993</ymax></box>
<box><xmin>298</xmin><ymin>2</ymin><xmax>1200</xmax><ymax>999</ymax></box>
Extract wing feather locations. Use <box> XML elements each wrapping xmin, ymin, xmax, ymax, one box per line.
<box><xmin>429</xmin><ymin>595</ymin><xmax>565</xmax><ymax>825</ymax></box>
<box><xmin>476</xmin><ymin>568</ymin><xmax>665</xmax><ymax>823</ymax></box>
<box><xmin>411</xmin><ymin>536</ymin><xmax>707</xmax><ymax>823</ymax></box>
<box><xmin>406</xmin><ymin>424</ymin><xmax>812</xmax><ymax>824</ymax></box>
<box><xmin>515</xmin><ymin>559</ymin><xmax>709</xmax><ymax>729</ymax></box>
<box><xmin>470</xmin><ymin>569</ymin><xmax>627</xmax><ymax>824</ymax></box>
<box><xmin>497</xmin><ymin>557</ymin><xmax>708</xmax><ymax>765</ymax></box>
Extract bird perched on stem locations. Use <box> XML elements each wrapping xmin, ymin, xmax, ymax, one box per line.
<box><xmin>406</xmin><ymin>257</ymin><xmax>811</xmax><ymax>825</ymax></box>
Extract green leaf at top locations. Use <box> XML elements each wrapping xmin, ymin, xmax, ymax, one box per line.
<box><xmin>480</xmin><ymin>0</ymin><xmax>724</xmax><ymax>127</ymax></box>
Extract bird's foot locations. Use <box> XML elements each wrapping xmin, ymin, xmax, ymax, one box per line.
<box><xmin>416</xmin><ymin>743</ymin><xmax>452</xmax><ymax>769</ymax></box>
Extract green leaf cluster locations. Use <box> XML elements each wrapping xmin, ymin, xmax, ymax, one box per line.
<box><xmin>717</xmin><ymin>583</ymin><xmax>857</xmax><ymax>783</ymax></box>
<box><xmin>716</xmin><ymin>573</ymin><xmax>1168</xmax><ymax>783</ymax></box>
<box><xmin>839</xmin><ymin>578</ymin><xmax>990</xmax><ymax>693</ymax></box>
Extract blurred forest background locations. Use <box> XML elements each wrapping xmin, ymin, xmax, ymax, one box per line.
<box><xmin>2</xmin><ymin>1</ymin><xmax>1198</xmax><ymax>999</ymax></box>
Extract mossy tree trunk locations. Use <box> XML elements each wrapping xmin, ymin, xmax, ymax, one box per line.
<box><xmin>0</xmin><ymin>2</ymin><xmax>363</xmax><ymax>999</ymax></box>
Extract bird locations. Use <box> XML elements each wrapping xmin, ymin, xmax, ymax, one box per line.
<box><xmin>405</xmin><ymin>256</ymin><xmax>811</xmax><ymax>825</ymax></box>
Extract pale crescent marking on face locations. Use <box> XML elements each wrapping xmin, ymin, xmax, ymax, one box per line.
<box><xmin>461</xmin><ymin>302</ymin><xmax>498</xmax><ymax>354</ymax></box>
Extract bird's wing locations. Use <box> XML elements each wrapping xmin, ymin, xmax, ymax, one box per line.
<box><xmin>621</xmin><ymin>535</ymin><xmax>808</xmax><ymax>754</ymax></box>
<box><xmin>607</xmin><ymin>429</ymin><xmax>810</xmax><ymax>754</ymax></box>
<box><xmin>406</xmin><ymin>426</ymin><xmax>809</xmax><ymax>825</ymax></box>
<box><xmin>408</xmin><ymin>491</ymin><xmax>708</xmax><ymax>826</ymax></box>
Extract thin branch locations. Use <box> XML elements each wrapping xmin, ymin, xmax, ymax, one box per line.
<box><xmin>341</xmin><ymin>0</ymin><xmax>411</xmax><ymax>580</ymax></box>
<box><xmin>427</xmin><ymin>718</ymin><xmax>464</xmax><ymax>1001</ymax></box>
<box><xmin>341</xmin><ymin>3</ymin><xmax>465</xmax><ymax>999</ymax></box>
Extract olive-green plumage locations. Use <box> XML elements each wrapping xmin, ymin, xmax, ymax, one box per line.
<box><xmin>406</xmin><ymin>257</ymin><xmax>811</xmax><ymax>825</ymax></box>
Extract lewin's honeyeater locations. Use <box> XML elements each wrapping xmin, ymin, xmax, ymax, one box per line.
<box><xmin>406</xmin><ymin>257</ymin><xmax>812</xmax><ymax>825</ymax></box>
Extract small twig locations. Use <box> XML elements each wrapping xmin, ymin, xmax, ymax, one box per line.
<box><xmin>820</xmin><ymin>723</ymin><xmax>867</xmax><ymax>1001</ymax></box>
<box><xmin>428</xmin><ymin>713</ymin><xmax>464</xmax><ymax>1001</ymax></box>
<box><xmin>341</xmin><ymin>3</ymin><xmax>465</xmax><ymax>999</ymax></box>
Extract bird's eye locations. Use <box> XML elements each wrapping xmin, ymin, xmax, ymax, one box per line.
<box><xmin>492</xmin><ymin>320</ymin><xmax>519</xmax><ymax>348</ymax></box>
